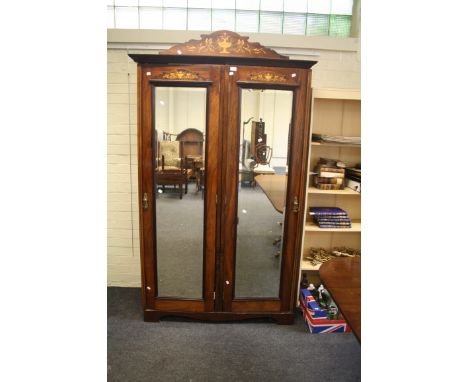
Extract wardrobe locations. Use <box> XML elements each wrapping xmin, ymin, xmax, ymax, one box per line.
<box><xmin>130</xmin><ymin>31</ymin><xmax>316</xmax><ymax>323</ymax></box>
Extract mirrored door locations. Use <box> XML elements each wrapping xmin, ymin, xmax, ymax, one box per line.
<box><xmin>153</xmin><ymin>86</ymin><xmax>207</xmax><ymax>299</ymax></box>
<box><xmin>139</xmin><ymin>65</ymin><xmax>221</xmax><ymax>313</ymax></box>
<box><xmin>221</xmin><ymin>65</ymin><xmax>309</xmax><ymax>313</ymax></box>
<box><xmin>235</xmin><ymin>88</ymin><xmax>293</xmax><ymax>298</ymax></box>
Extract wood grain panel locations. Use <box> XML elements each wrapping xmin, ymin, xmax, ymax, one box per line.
<box><xmin>235</xmin><ymin>66</ymin><xmax>301</xmax><ymax>86</ymax></box>
<box><xmin>231</xmin><ymin>300</ymin><xmax>281</xmax><ymax>312</ymax></box>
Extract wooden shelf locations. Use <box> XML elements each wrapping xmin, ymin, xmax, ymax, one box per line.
<box><xmin>301</xmin><ymin>259</ymin><xmax>321</xmax><ymax>271</ymax></box>
<box><xmin>307</xmin><ymin>187</ymin><xmax>360</xmax><ymax>195</ymax></box>
<box><xmin>311</xmin><ymin>141</ymin><xmax>360</xmax><ymax>148</ymax></box>
<box><xmin>304</xmin><ymin>221</ymin><xmax>361</xmax><ymax>232</ymax></box>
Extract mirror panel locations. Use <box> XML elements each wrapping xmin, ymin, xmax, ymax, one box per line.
<box><xmin>153</xmin><ymin>86</ymin><xmax>207</xmax><ymax>299</ymax></box>
<box><xmin>235</xmin><ymin>88</ymin><xmax>293</xmax><ymax>298</ymax></box>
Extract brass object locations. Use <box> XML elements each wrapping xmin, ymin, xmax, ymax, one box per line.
<box><xmin>293</xmin><ymin>196</ymin><xmax>299</xmax><ymax>213</ymax></box>
<box><xmin>306</xmin><ymin>247</ymin><xmax>361</xmax><ymax>266</ymax></box>
<box><xmin>142</xmin><ymin>192</ymin><xmax>148</xmax><ymax>209</ymax></box>
<box><xmin>158</xmin><ymin>69</ymin><xmax>201</xmax><ymax>81</ymax></box>
<box><xmin>159</xmin><ymin>30</ymin><xmax>287</xmax><ymax>59</ymax></box>
<box><xmin>249</xmin><ymin>72</ymin><xmax>287</xmax><ymax>82</ymax></box>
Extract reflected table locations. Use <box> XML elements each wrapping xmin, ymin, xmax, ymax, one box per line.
<box><xmin>254</xmin><ymin>175</ymin><xmax>287</xmax><ymax>213</ymax></box>
<box><xmin>255</xmin><ymin>174</ymin><xmax>287</xmax><ymax>257</ymax></box>
<box><xmin>319</xmin><ymin>257</ymin><xmax>361</xmax><ymax>343</ymax></box>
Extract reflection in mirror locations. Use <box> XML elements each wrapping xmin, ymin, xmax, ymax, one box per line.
<box><xmin>153</xmin><ymin>87</ymin><xmax>206</xmax><ymax>298</ymax></box>
<box><xmin>235</xmin><ymin>88</ymin><xmax>293</xmax><ymax>298</ymax></box>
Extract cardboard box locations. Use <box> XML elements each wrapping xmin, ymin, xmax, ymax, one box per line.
<box><xmin>300</xmin><ymin>289</ymin><xmax>351</xmax><ymax>334</ymax></box>
<box><xmin>300</xmin><ymin>289</ymin><xmax>328</xmax><ymax>318</ymax></box>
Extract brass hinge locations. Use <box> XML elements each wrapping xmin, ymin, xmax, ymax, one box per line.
<box><xmin>213</xmin><ymin>291</ymin><xmax>216</xmax><ymax>300</ymax></box>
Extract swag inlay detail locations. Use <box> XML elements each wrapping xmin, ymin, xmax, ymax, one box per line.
<box><xmin>156</xmin><ymin>69</ymin><xmax>203</xmax><ymax>81</ymax></box>
<box><xmin>249</xmin><ymin>72</ymin><xmax>287</xmax><ymax>83</ymax></box>
<box><xmin>160</xmin><ymin>30</ymin><xmax>287</xmax><ymax>60</ymax></box>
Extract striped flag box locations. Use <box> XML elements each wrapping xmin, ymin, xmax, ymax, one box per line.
<box><xmin>300</xmin><ymin>289</ymin><xmax>328</xmax><ymax>318</ymax></box>
<box><xmin>300</xmin><ymin>289</ymin><xmax>351</xmax><ymax>334</ymax></box>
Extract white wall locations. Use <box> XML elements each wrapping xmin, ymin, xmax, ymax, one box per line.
<box><xmin>241</xmin><ymin>90</ymin><xmax>293</xmax><ymax>168</ymax></box>
<box><xmin>155</xmin><ymin>87</ymin><xmax>206</xmax><ymax>135</ymax></box>
<box><xmin>107</xmin><ymin>30</ymin><xmax>360</xmax><ymax>286</ymax></box>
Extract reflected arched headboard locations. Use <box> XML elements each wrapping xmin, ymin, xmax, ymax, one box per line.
<box><xmin>176</xmin><ymin>128</ymin><xmax>204</xmax><ymax>159</ymax></box>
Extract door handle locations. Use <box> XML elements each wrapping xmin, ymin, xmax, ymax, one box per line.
<box><xmin>293</xmin><ymin>196</ymin><xmax>299</xmax><ymax>213</ymax></box>
<box><xmin>142</xmin><ymin>193</ymin><xmax>148</xmax><ymax>209</ymax></box>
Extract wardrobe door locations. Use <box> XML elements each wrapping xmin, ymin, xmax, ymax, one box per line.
<box><xmin>221</xmin><ymin>66</ymin><xmax>310</xmax><ymax>313</ymax></box>
<box><xmin>139</xmin><ymin>65</ymin><xmax>221</xmax><ymax>313</ymax></box>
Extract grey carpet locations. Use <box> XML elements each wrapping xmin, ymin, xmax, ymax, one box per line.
<box><xmin>108</xmin><ymin>287</ymin><xmax>361</xmax><ymax>382</ymax></box>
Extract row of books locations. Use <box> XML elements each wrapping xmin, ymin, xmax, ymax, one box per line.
<box><xmin>309</xmin><ymin>207</ymin><xmax>352</xmax><ymax>228</ymax></box>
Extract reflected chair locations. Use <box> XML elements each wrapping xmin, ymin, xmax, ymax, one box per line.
<box><xmin>177</xmin><ymin>128</ymin><xmax>204</xmax><ymax>184</ymax></box>
<box><xmin>155</xmin><ymin>141</ymin><xmax>188</xmax><ymax>199</ymax></box>
<box><xmin>253</xmin><ymin>144</ymin><xmax>275</xmax><ymax>185</ymax></box>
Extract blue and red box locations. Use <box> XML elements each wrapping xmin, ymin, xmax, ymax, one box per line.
<box><xmin>300</xmin><ymin>289</ymin><xmax>351</xmax><ymax>334</ymax></box>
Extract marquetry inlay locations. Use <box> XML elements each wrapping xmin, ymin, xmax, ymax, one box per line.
<box><xmin>249</xmin><ymin>72</ymin><xmax>287</xmax><ymax>82</ymax></box>
<box><xmin>156</xmin><ymin>69</ymin><xmax>202</xmax><ymax>81</ymax></box>
<box><xmin>159</xmin><ymin>30</ymin><xmax>287</xmax><ymax>59</ymax></box>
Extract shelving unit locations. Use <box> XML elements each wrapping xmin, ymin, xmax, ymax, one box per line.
<box><xmin>298</xmin><ymin>88</ymin><xmax>361</xmax><ymax>297</ymax></box>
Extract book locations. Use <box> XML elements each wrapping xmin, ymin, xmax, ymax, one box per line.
<box><xmin>314</xmin><ymin>177</ymin><xmax>343</xmax><ymax>185</ymax></box>
<box><xmin>313</xmin><ymin>183</ymin><xmax>342</xmax><ymax>190</ymax></box>
<box><xmin>315</xmin><ymin>223</ymin><xmax>352</xmax><ymax>227</ymax></box>
<box><xmin>316</xmin><ymin>224</ymin><xmax>352</xmax><ymax>229</ymax></box>
<box><xmin>309</xmin><ymin>207</ymin><xmax>348</xmax><ymax>216</ymax></box>
<box><xmin>316</xmin><ymin>222</ymin><xmax>351</xmax><ymax>226</ymax></box>
<box><xmin>315</xmin><ymin>166</ymin><xmax>345</xmax><ymax>173</ymax></box>
<box><xmin>318</xmin><ymin>172</ymin><xmax>345</xmax><ymax>178</ymax></box>
<box><xmin>315</xmin><ymin>218</ymin><xmax>351</xmax><ymax>226</ymax></box>
<box><xmin>315</xmin><ymin>217</ymin><xmax>351</xmax><ymax>222</ymax></box>
<box><xmin>310</xmin><ymin>215</ymin><xmax>350</xmax><ymax>220</ymax></box>
<box><xmin>315</xmin><ymin>216</ymin><xmax>351</xmax><ymax>221</ymax></box>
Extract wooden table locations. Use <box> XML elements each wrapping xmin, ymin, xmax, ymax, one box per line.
<box><xmin>319</xmin><ymin>257</ymin><xmax>361</xmax><ymax>343</ymax></box>
<box><xmin>155</xmin><ymin>169</ymin><xmax>187</xmax><ymax>199</ymax></box>
<box><xmin>254</xmin><ymin>174</ymin><xmax>287</xmax><ymax>213</ymax></box>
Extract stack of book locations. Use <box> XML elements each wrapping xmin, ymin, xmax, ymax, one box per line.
<box><xmin>309</xmin><ymin>207</ymin><xmax>352</xmax><ymax>229</ymax></box>
<box><xmin>345</xmin><ymin>167</ymin><xmax>361</xmax><ymax>193</ymax></box>
<box><xmin>313</xmin><ymin>159</ymin><xmax>345</xmax><ymax>190</ymax></box>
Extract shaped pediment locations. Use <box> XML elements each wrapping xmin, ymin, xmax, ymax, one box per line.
<box><xmin>159</xmin><ymin>30</ymin><xmax>288</xmax><ymax>60</ymax></box>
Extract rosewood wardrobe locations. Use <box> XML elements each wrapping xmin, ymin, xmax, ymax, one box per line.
<box><xmin>130</xmin><ymin>31</ymin><xmax>316</xmax><ymax>323</ymax></box>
